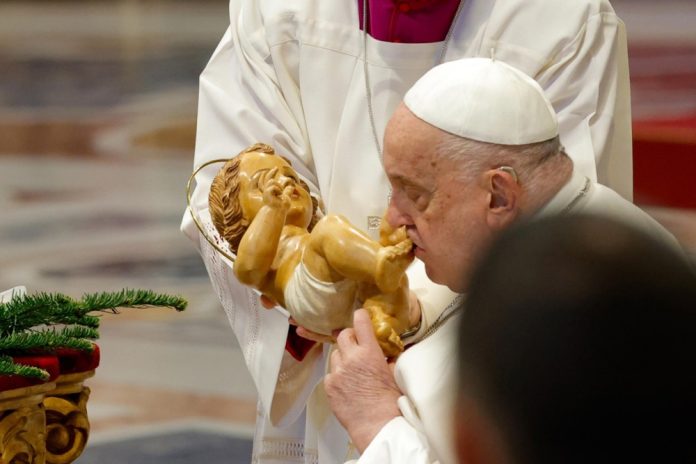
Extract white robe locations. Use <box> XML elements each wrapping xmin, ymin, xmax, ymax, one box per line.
<box><xmin>357</xmin><ymin>171</ymin><xmax>678</xmax><ymax>464</ymax></box>
<box><xmin>181</xmin><ymin>1</ymin><xmax>633</xmax><ymax>462</ymax></box>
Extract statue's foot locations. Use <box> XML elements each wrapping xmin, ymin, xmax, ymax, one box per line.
<box><xmin>379</xmin><ymin>224</ymin><xmax>409</xmax><ymax>247</ymax></box>
<box><xmin>377</xmin><ymin>330</ymin><xmax>405</xmax><ymax>359</ymax></box>
<box><xmin>365</xmin><ymin>306</ymin><xmax>405</xmax><ymax>358</ymax></box>
<box><xmin>375</xmin><ymin>239</ymin><xmax>414</xmax><ymax>293</ymax></box>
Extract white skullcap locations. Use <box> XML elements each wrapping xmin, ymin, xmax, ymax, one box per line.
<box><xmin>404</xmin><ymin>57</ymin><xmax>558</xmax><ymax>145</ymax></box>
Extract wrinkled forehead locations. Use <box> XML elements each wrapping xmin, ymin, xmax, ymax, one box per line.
<box><xmin>383</xmin><ymin>105</ymin><xmax>443</xmax><ymax>180</ymax></box>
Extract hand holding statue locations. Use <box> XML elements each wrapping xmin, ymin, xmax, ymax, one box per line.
<box><xmin>208</xmin><ymin>143</ymin><xmax>418</xmax><ymax>357</ymax></box>
<box><xmin>325</xmin><ymin>309</ymin><xmax>403</xmax><ymax>453</ymax></box>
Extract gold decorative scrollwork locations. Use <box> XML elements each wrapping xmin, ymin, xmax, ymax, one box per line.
<box><xmin>0</xmin><ymin>406</ymin><xmax>46</xmax><ymax>464</ymax></box>
<box><xmin>43</xmin><ymin>387</ymin><xmax>90</xmax><ymax>464</ymax></box>
<box><xmin>0</xmin><ymin>383</ymin><xmax>54</xmax><ymax>464</ymax></box>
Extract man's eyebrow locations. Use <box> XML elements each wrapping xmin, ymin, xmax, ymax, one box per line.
<box><xmin>391</xmin><ymin>174</ymin><xmax>431</xmax><ymax>192</ymax></box>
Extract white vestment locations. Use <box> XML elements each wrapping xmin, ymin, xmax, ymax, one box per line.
<box><xmin>181</xmin><ymin>1</ymin><xmax>633</xmax><ymax>462</ymax></box>
<box><xmin>355</xmin><ymin>170</ymin><xmax>678</xmax><ymax>464</ymax></box>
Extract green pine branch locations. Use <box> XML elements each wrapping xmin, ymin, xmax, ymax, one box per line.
<box><xmin>0</xmin><ymin>289</ymin><xmax>187</xmax><ymax>337</ymax></box>
<box><xmin>0</xmin><ymin>355</ymin><xmax>49</xmax><ymax>381</ymax></box>
<box><xmin>0</xmin><ymin>292</ymin><xmax>98</xmax><ymax>336</ymax></box>
<box><xmin>0</xmin><ymin>327</ymin><xmax>98</xmax><ymax>353</ymax></box>
<box><xmin>79</xmin><ymin>289</ymin><xmax>188</xmax><ymax>313</ymax></box>
<box><xmin>0</xmin><ymin>288</ymin><xmax>187</xmax><ymax>382</ymax></box>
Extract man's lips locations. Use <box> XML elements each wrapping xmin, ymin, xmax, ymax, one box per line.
<box><xmin>406</xmin><ymin>230</ymin><xmax>424</xmax><ymax>252</ymax></box>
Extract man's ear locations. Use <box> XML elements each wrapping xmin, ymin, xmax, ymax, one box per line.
<box><xmin>485</xmin><ymin>169</ymin><xmax>520</xmax><ymax>230</ymax></box>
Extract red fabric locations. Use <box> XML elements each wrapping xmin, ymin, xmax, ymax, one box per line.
<box><xmin>633</xmin><ymin>116</ymin><xmax>696</xmax><ymax>144</ymax></box>
<box><xmin>628</xmin><ymin>43</ymin><xmax>696</xmax><ymax>209</ymax></box>
<box><xmin>55</xmin><ymin>344</ymin><xmax>101</xmax><ymax>374</ymax></box>
<box><xmin>285</xmin><ymin>326</ymin><xmax>316</xmax><ymax>362</ymax></box>
<box><xmin>357</xmin><ymin>0</ymin><xmax>461</xmax><ymax>43</ymax></box>
<box><xmin>12</xmin><ymin>354</ymin><xmax>60</xmax><ymax>380</ymax></box>
<box><xmin>0</xmin><ymin>354</ymin><xmax>60</xmax><ymax>391</ymax></box>
<box><xmin>633</xmin><ymin>137</ymin><xmax>696</xmax><ymax>209</ymax></box>
<box><xmin>0</xmin><ymin>344</ymin><xmax>101</xmax><ymax>392</ymax></box>
<box><xmin>632</xmin><ymin>115</ymin><xmax>696</xmax><ymax>209</ymax></box>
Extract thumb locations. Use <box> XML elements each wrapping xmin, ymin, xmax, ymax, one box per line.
<box><xmin>353</xmin><ymin>309</ymin><xmax>380</xmax><ymax>350</ymax></box>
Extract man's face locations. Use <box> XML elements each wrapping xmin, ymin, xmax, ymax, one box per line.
<box><xmin>383</xmin><ymin>105</ymin><xmax>492</xmax><ymax>292</ymax></box>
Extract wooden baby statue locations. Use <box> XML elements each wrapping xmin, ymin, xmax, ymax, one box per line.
<box><xmin>208</xmin><ymin>143</ymin><xmax>415</xmax><ymax>357</ymax></box>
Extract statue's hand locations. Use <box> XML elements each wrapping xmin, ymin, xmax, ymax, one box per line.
<box><xmin>259</xmin><ymin>168</ymin><xmax>291</xmax><ymax>209</ymax></box>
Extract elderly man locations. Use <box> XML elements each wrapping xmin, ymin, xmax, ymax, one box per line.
<box><xmin>325</xmin><ymin>57</ymin><xmax>677</xmax><ymax>463</ymax></box>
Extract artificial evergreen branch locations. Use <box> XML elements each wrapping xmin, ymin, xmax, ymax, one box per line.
<box><xmin>0</xmin><ymin>288</ymin><xmax>187</xmax><ymax>382</ymax></box>
<box><xmin>0</xmin><ymin>327</ymin><xmax>98</xmax><ymax>353</ymax></box>
<box><xmin>0</xmin><ymin>355</ymin><xmax>49</xmax><ymax>381</ymax></box>
<box><xmin>0</xmin><ymin>292</ymin><xmax>99</xmax><ymax>336</ymax></box>
<box><xmin>79</xmin><ymin>288</ymin><xmax>188</xmax><ymax>313</ymax></box>
<box><xmin>0</xmin><ymin>289</ymin><xmax>187</xmax><ymax>337</ymax></box>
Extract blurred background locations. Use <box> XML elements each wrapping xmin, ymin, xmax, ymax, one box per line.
<box><xmin>0</xmin><ymin>0</ymin><xmax>693</xmax><ymax>462</ymax></box>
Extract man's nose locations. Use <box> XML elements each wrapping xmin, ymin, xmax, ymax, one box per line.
<box><xmin>385</xmin><ymin>198</ymin><xmax>412</xmax><ymax>228</ymax></box>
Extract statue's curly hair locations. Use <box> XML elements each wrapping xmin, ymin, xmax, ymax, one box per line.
<box><xmin>209</xmin><ymin>143</ymin><xmax>320</xmax><ymax>254</ymax></box>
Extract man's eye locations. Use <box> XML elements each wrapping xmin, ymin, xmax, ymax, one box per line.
<box><xmin>405</xmin><ymin>188</ymin><xmax>429</xmax><ymax>211</ymax></box>
<box><xmin>406</xmin><ymin>189</ymin><xmax>420</xmax><ymax>201</ymax></box>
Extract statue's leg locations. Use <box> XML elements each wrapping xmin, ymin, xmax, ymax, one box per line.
<box><xmin>304</xmin><ymin>215</ymin><xmax>381</xmax><ymax>281</ymax></box>
<box><xmin>374</xmin><ymin>240</ymin><xmax>414</xmax><ymax>293</ymax></box>
<box><xmin>305</xmin><ymin>216</ymin><xmax>412</xmax><ymax>294</ymax></box>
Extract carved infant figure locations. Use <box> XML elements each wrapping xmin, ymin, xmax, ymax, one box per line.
<box><xmin>209</xmin><ymin>143</ymin><xmax>414</xmax><ymax>357</ymax></box>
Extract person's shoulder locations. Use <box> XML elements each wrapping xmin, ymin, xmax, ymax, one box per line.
<box><xmin>496</xmin><ymin>0</ymin><xmax>618</xmax><ymax>21</ymax></box>
<box><xmin>586</xmin><ymin>184</ymin><xmax>679</xmax><ymax>247</ymax></box>
<box><xmin>241</xmin><ymin>0</ymin><xmax>356</xmax><ymax>45</ymax></box>
<box><xmin>586</xmin><ymin>182</ymin><xmax>634</xmax><ymax>211</ymax></box>
<box><xmin>252</xmin><ymin>0</ymin><xmax>352</xmax><ymax>23</ymax></box>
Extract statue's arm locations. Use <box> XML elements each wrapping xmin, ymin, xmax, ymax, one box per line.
<box><xmin>235</xmin><ymin>182</ymin><xmax>290</xmax><ymax>288</ymax></box>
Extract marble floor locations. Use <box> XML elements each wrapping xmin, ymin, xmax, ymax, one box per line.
<box><xmin>0</xmin><ymin>1</ymin><xmax>694</xmax><ymax>463</ymax></box>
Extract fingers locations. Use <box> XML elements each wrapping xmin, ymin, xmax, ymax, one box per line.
<box><xmin>329</xmin><ymin>346</ymin><xmax>342</xmax><ymax>372</ymax></box>
<box><xmin>334</xmin><ymin>310</ymin><xmax>380</xmax><ymax>353</ymax></box>
<box><xmin>285</xmin><ymin>309</ymin><xmax>381</xmax><ymax>351</ymax></box>
<box><xmin>408</xmin><ymin>292</ymin><xmax>422</xmax><ymax>329</ymax></box>
<box><xmin>352</xmin><ymin>309</ymin><xmax>381</xmax><ymax>350</ymax></box>
<box><xmin>265</xmin><ymin>167</ymin><xmax>279</xmax><ymax>185</ymax></box>
<box><xmin>336</xmin><ymin>327</ymin><xmax>357</xmax><ymax>351</ymax></box>
<box><xmin>296</xmin><ymin>325</ymin><xmax>336</xmax><ymax>344</ymax></box>
<box><xmin>250</xmin><ymin>170</ymin><xmax>263</xmax><ymax>189</ymax></box>
<box><xmin>282</xmin><ymin>184</ymin><xmax>295</xmax><ymax>198</ymax></box>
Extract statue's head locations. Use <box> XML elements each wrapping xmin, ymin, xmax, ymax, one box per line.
<box><xmin>209</xmin><ymin>143</ymin><xmax>319</xmax><ymax>253</ymax></box>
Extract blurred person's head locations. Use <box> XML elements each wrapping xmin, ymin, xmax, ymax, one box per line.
<box><xmin>384</xmin><ymin>58</ymin><xmax>572</xmax><ymax>292</ymax></box>
<box><xmin>455</xmin><ymin>214</ymin><xmax>696</xmax><ymax>464</ymax></box>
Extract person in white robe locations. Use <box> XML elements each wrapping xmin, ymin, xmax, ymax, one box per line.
<box><xmin>325</xmin><ymin>57</ymin><xmax>678</xmax><ymax>463</ymax></box>
<box><xmin>181</xmin><ymin>1</ymin><xmax>634</xmax><ymax>462</ymax></box>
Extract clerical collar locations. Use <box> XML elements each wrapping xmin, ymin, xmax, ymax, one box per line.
<box><xmin>535</xmin><ymin>168</ymin><xmax>592</xmax><ymax>218</ymax></box>
<box><xmin>357</xmin><ymin>0</ymin><xmax>462</xmax><ymax>43</ymax></box>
